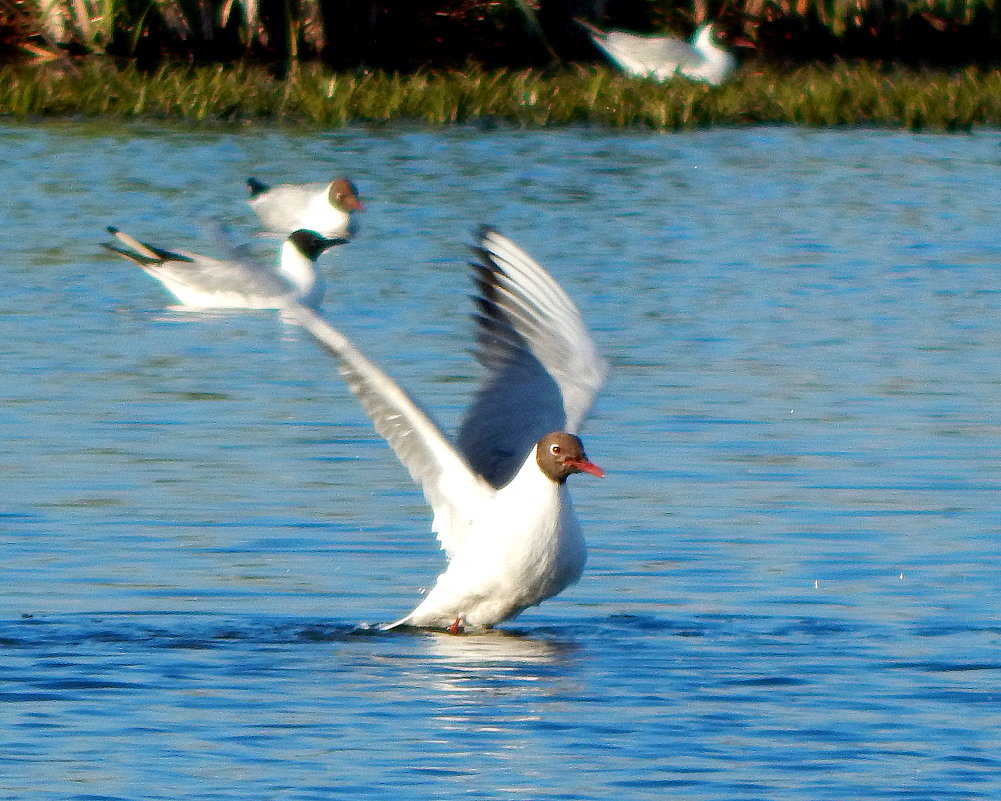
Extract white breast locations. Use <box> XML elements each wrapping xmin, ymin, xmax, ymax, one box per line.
<box><xmin>405</xmin><ymin>457</ymin><xmax>587</xmax><ymax>629</ymax></box>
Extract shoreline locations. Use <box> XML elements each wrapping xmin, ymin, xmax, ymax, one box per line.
<box><xmin>2</xmin><ymin>61</ymin><xmax>999</xmax><ymax>131</ymax></box>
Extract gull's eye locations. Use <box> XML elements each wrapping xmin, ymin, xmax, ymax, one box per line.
<box><xmin>549</xmin><ymin>443</ymin><xmax>562</xmax><ymax>456</ymax></box>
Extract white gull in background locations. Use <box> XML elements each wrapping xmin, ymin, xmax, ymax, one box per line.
<box><xmin>580</xmin><ymin>20</ymin><xmax>736</xmax><ymax>86</ymax></box>
<box><xmin>247</xmin><ymin>176</ymin><xmax>364</xmax><ymax>239</ymax></box>
<box><xmin>102</xmin><ymin>227</ymin><xmax>345</xmax><ymax>310</ymax></box>
<box><xmin>290</xmin><ymin>227</ymin><xmax>608</xmax><ymax>632</ymax></box>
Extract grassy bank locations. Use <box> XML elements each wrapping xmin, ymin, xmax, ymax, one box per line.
<box><xmin>2</xmin><ymin>60</ymin><xmax>1000</xmax><ymax>131</ymax></box>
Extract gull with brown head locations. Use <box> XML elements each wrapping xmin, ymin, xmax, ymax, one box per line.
<box><xmin>291</xmin><ymin>227</ymin><xmax>608</xmax><ymax>632</ymax></box>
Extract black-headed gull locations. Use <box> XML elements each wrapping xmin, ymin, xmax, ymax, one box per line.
<box><xmin>581</xmin><ymin>20</ymin><xmax>736</xmax><ymax>86</ymax></box>
<box><xmin>290</xmin><ymin>228</ymin><xmax>608</xmax><ymax>632</ymax></box>
<box><xmin>102</xmin><ymin>227</ymin><xmax>346</xmax><ymax>310</ymax></box>
<box><xmin>247</xmin><ymin>176</ymin><xmax>364</xmax><ymax>239</ymax></box>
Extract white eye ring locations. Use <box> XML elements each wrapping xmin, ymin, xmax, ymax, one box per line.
<box><xmin>549</xmin><ymin>443</ymin><xmax>562</xmax><ymax>455</ymax></box>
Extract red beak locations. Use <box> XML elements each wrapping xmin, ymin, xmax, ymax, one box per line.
<box><xmin>569</xmin><ymin>458</ymin><xmax>605</xmax><ymax>478</ymax></box>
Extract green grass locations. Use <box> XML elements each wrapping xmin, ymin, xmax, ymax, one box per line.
<box><xmin>2</xmin><ymin>60</ymin><xmax>1000</xmax><ymax>130</ymax></box>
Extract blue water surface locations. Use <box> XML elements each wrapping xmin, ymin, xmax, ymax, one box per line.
<box><xmin>1</xmin><ymin>123</ymin><xmax>1000</xmax><ymax>800</ymax></box>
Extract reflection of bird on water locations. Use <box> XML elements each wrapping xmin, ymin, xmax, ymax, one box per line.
<box><xmin>415</xmin><ymin>629</ymin><xmax>579</xmax><ymax>696</ymax></box>
<box><xmin>579</xmin><ymin>20</ymin><xmax>737</xmax><ymax>86</ymax></box>
<box><xmin>424</xmin><ymin>628</ymin><xmax>577</xmax><ymax>667</ymax></box>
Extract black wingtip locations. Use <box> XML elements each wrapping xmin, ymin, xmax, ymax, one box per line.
<box><xmin>247</xmin><ymin>177</ymin><xmax>269</xmax><ymax>198</ymax></box>
<box><xmin>469</xmin><ymin>224</ymin><xmax>501</xmax><ymax>267</ymax></box>
<box><xmin>100</xmin><ymin>240</ymin><xmax>151</xmax><ymax>266</ymax></box>
<box><xmin>475</xmin><ymin>224</ymin><xmax>499</xmax><ymax>243</ymax></box>
<box><xmin>106</xmin><ymin>225</ymin><xmax>119</xmax><ymax>235</ymax></box>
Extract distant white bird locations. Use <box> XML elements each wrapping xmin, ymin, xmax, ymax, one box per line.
<box><xmin>290</xmin><ymin>228</ymin><xmax>608</xmax><ymax>633</ymax></box>
<box><xmin>247</xmin><ymin>176</ymin><xmax>364</xmax><ymax>239</ymax></box>
<box><xmin>580</xmin><ymin>20</ymin><xmax>736</xmax><ymax>86</ymax></box>
<box><xmin>103</xmin><ymin>227</ymin><xmax>345</xmax><ymax>310</ymax></box>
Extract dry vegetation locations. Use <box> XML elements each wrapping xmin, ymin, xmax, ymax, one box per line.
<box><xmin>2</xmin><ymin>0</ymin><xmax>999</xmax><ymax>69</ymax></box>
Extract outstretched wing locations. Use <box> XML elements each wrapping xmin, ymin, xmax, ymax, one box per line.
<box><xmin>289</xmin><ymin>304</ymin><xmax>492</xmax><ymax>557</ymax></box>
<box><xmin>456</xmin><ymin>228</ymin><xmax>608</xmax><ymax>487</ymax></box>
<box><xmin>201</xmin><ymin>217</ymin><xmax>259</xmax><ymax>264</ymax></box>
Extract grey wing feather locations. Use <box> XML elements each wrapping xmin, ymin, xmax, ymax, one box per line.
<box><xmin>137</xmin><ymin>248</ymin><xmax>288</xmax><ymax>299</ymax></box>
<box><xmin>202</xmin><ymin>217</ymin><xmax>259</xmax><ymax>263</ymax></box>
<box><xmin>585</xmin><ymin>24</ymin><xmax>698</xmax><ymax>77</ymax></box>
<box><xmin>609</xmin><ymin>31</ymin><xmax>697</xmax><ymax>66</ymax></box>
<box><xmin>456</xmin><ymin>228</ymin><xmax>607</xmax><ymax>487</ymax></box>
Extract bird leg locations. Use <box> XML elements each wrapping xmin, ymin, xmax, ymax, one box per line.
<box><xmin>447</xmin><ymin>617</ymin><xmax>464</xmax><ymax>635</ymax></box>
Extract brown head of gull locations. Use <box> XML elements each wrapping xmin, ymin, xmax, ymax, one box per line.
<box><xmin>247</xmin><ymin>176</ymin><xmax>364</xmax><ymax>239</ymax></box>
